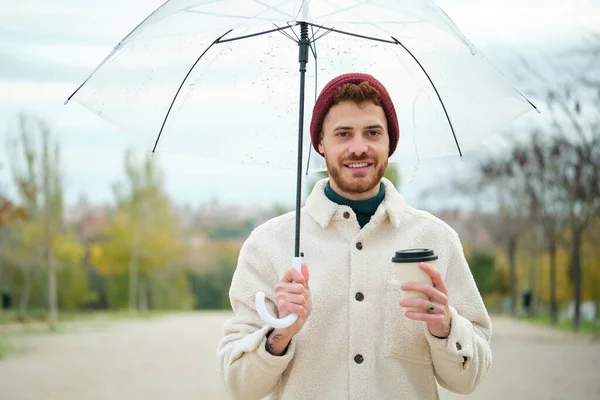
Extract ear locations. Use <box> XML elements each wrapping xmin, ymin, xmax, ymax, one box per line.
<box><xmin>318</xmin><ymin>135</ymin><xmax>325</xmax><ymax>155</ymax></box>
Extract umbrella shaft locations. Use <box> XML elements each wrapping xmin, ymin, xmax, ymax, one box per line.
<box><xmin>294</xmin><ymin>23</ymin><xmax>310</xmax><ymax>258</ymax></box>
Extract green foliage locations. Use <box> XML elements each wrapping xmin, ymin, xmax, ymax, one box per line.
<box><xmin>190</xmin><ymin>240</ymin><xmax>240</xmax><ymax>309</ymax></box>
<box><xmin>57</xmin><ymin>264</ymin><xmax>98</xmax><ymax>310</ymax></box>
<box><xmin>148</xmin><ymin>268</ymin><xmax>195</xmax><ymax>310</ymax></box>
<box><xmin>468</xmin><ymin>250</ymin><xmax>497</xmax><ymax>295</ymax></box>
<box><xmin>191</xmin><ymin>267</ymin><xmax>235</xmax><ymax>310</ymax></box>
<box><xmin>205</xmin><ymin>220</ymin><xmax>254</xmax><ymax>240</ymax></box>
<box><xmin>104</xmin><ymin>275</ymin><xmax>129</xmax><ymax>309</ymax></box>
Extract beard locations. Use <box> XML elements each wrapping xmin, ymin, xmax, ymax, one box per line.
<box><xmin>325</xmin><ymin>153</ymin><xmax>387</xmax><ymax>196</ymax></box>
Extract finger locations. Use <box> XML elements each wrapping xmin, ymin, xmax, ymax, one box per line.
<box><xmin>276</xmin><ymin>291</ymin><xmax>306</xmax><ymax>307</ymax></box>
<box><xmin>404</xmin><ymin>310</ymin><xmax>444</xmax><ymax>322</ymax></box>
<box><xmin>400</xmin><ymin>298</ymin><xmax>444</xmax><ymax>313</ymax></box>
<box><xmin>419</xmin><ymin>263</ymin><xmax>448</xmax><ymax>295</ymax></box>
<box><xmin>301</xmin><ymin>263</ymin><xmax>309</xmax><ymax>285</ymax></box>
<box><xmin>280</xmin><ymin>301</ymin><xmax>308</xmax><ymax>316</ymax></box>
<box><xmin>283</xmin><ymin>267</ymin><xmax>306</xmax><ymax>286</ymax></box>
<box><xmin>400</xmin><ymin>282</ymin><xmax>448</xmax><ymax>305</ymax></box>
<box><xmin>276</xmin><ymin>282</ymin><xmax>308</xmax><ymax>296</ymax></box>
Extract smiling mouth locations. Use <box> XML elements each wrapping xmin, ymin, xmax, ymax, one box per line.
<box><xmin>346</xmin><ymin>162</ymin><xmax>372</xmax><ymax>168</ymax></box>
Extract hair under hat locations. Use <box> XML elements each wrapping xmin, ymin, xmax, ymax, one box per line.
<box><xmin>309</xmin><ymin>73</ymin><xmax>399</xmax><ymax>156</ymax></box>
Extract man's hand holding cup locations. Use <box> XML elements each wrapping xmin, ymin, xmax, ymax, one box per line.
<box><xmin>392</xmin><ymin>249</ymin><xmax>452</xmax><ymax>339</ymax></box>
<box><xmin>400</xmin><ymin>262</ymin><xmax>452</xmax><ymax>338</ymax></box>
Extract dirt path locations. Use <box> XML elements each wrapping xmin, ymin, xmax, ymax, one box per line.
<box><xmin>0</xmin><ymin>312</ymin><xmax>598</xmax><ymax>399</ymax></box>
<box><xmin>438</xmin><ymin>317</ymin><xmax>600</xmax><ymax>400</ymax></box>
<box><xmin>0</xmin><ymin>312</ymin><xmax>227</xmax><ymax>400</ymax></box>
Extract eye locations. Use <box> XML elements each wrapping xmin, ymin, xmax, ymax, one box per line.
<box><xmin>368</xmin><ymin>130</ymin><xmax>380</xmax><ymax>136</ymax></box>
<box><xmin>336</xmin><ymin>132</ymin><xmax>350</xmax><ymax>138</ymax></box>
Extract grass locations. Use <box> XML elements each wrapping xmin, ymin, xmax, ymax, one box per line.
<box><xmin>519</xmin><ymin>313</ymin><xmax>600</xmax><ymax>338</ymax></box>
<box><xmin>0</xmin><ymin>309</ymin><xmax>169</xmax><ymax>326</ymax></box>
<box><xmin>0</xmin><ymin>334</ymin><xmax>8</xmax><ymax>359</ymax></box>
<box><xmin>0</xmin><ymin>309</ymin><xmax>172</xmax><ymax>359</ymax></box>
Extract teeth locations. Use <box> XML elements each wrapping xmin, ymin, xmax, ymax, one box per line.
<box><xmin>348</xmin><ymin>163</ymin><xmax>369</xmax><ymax>168</ymax></box>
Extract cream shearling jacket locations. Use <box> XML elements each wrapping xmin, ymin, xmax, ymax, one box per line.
<box><xmin>217</xmin><ymin>178</ymin><xmax>492</xmax><ymax>400</ymax></box>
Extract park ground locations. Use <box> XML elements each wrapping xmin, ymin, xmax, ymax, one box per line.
<box><xmin>0</xmin><ymin>311</ymin><xmax>599</xmax><ymax>400</ymax></box>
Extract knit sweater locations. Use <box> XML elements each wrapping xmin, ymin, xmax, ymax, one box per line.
<box><xmin>217</xmin><ymin>178</ymin><xmax>492</xmax><ymax>400</ymax></box>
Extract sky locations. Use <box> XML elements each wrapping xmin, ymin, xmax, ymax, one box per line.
<box><xmin>1</xmin><ymin>0</ymin><xmax>599</xmax><ymax>211</ymax></box>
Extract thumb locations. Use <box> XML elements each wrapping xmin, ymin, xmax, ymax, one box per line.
<box><xmin>301</xmin><ymin>263</ymin><xmax>309</xmax><ymax>285</ymax></box>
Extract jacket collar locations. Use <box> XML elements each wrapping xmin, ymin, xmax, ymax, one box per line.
<box><xmin>306</xmin><ymin>177</ymin><xmax>405</xmax><ymax>229</ymax></box>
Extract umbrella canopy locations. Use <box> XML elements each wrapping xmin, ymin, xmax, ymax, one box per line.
<box><xmin>66</xmin><ymin>0</ymin><xmax>536</xmax><ymax>173</ymax></box>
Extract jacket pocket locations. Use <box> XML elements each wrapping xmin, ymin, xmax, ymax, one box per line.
<box><xmin>384</xmin><ymin>280</ymin><xmax>432</xmax><ymax>365</ymax></box>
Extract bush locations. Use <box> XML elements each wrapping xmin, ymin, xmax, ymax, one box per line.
<box><xmin>468</xmin><ymin>250</ymin><xmax>497</xmax><ymax>295</ymax></box>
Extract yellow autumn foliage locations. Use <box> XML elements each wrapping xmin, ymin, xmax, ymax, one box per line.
<box><xmin>91</xmin><ymin>196</ymin><xmax>184</xmax><ymax>278</ymax></box>
<box><xmin>52</xmin><ymin>232</ymin><xmax>85</xmax><ymax>265</ymax></box>
<box><xmin>492</xmin><ymin>219</ymin><xmax>600</xmax><ymax>306</ymax></box>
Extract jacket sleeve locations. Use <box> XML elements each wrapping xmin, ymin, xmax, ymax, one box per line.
<box><xmin>216</xmin><ymin>231</ymin><xmax>296</xmax><ymax>400</ymax></box>
<box><xmin>426</xmin><ymin>229</ymin><xmax>493</xmax><ymax>394</ymax></box>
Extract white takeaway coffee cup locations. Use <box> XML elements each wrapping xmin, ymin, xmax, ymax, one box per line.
<box><xmin>391</xmin><ymin>248</ymin><xmax>439</xmax><ymax>312</ymax></box>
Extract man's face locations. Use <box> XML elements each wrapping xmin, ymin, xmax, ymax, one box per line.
<box><xmin>318</xmin><ymin>100</ymin><xmax>389</xmax><ymax>200</ymax></box>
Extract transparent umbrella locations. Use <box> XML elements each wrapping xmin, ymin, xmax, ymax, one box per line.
<box><xmin>65</xmin><ymin>0</ymin><xmax>537</xmax><ymax>328</ymax></box>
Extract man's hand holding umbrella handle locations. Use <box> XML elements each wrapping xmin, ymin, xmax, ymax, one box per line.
<box><xmin>400</xmin><ymin>263</ymin><xmax>452</xmax><ymax>339</ymax></box>
<box><xmin>266</xmin><ymin>263</ymin><xmax>312</xmax><ymax>356</ymax></box>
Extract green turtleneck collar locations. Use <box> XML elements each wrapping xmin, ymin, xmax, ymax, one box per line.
<box><xmin>325</xmin><ymin>180</ymin><xmax>385</xmax><ymax>228</ymax></box>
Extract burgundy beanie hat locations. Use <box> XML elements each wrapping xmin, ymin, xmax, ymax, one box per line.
<box><xmin>309</xmin><ymin>72</ymin><xmax>399</xmax><ymax>156</ymax></box>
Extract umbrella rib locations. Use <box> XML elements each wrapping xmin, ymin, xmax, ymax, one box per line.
<box><xmin>152</xmin><ymin>29</ymin><xmax>233</xmax><ymax>154</ymax></box>
<box><xmin>288</xmin><ymin>24</ymin><xmax>301</xmax><ymax>42</ymax></box>
<box><xmin>309</xmin><ymin>25</ymin><xmax>323</xmax><ymax>42</ymax></box>
<box><xmin>252</xmin><ymin>0</ymin><xmax>294</xmax><ymax>19</ymax></box>
<box><xmin>391</xmin><ymin>36</ymin><xmax>463</xmax><ymax>157</ymax></box>
<box><xmin>273</xmin><ymin>23</ymin><xmax>299</xmax><ymax>43</ymax></box>
<box><xmin>217</xmin><ymin>24</ymin><xmax>298</xmax><ymax>43</ymax></box>
<box><xmin>312</xmin><ymin>28</ymin><xmax>335</xmax><ymax>42</ymax></box>
<box><xmin>308</xmin><ymin>23</ymin><xmax>396</xmax><ymax>44</ymax></box>
<box><xmin>314</xmin><ymin>0</ymin><xmax>372</xmax><ymax>20</ymax></box>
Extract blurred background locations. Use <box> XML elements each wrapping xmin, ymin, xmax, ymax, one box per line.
<box><xmin>0</xmin><ymin>1</ymin><xmax>599</xmax><ymax>399</ymax></box>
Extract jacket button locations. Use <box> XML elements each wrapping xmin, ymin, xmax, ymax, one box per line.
<box><xmin>354</xmin><ymin>354</ymin><xmax>364</xmax><ymax>364</ymax></box>
<box><xmin>356</xmin><ymin>242</ymin><xmax>363</xmax><ymax>250</ymax></box>
<box><xmin>355</xmin><ymin>292</ymin><xmax>364</xmax><ymax>302</ymax></box>
<box><xmin>343</xmin><ymin>211</ymin><xmax>350</xmax><ymax>219</ymax></box>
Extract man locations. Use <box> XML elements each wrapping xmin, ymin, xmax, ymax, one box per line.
<box><xmin>217</xmin><ymin>73</ymin><xmax>492</xmax><ymax>399</ymax></box>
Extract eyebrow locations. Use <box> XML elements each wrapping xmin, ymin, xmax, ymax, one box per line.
<box><xmin>333</xmin><ymin>124</ymin><xmax>384</xmax><ymax>131</ymax></box>
<box><xmin>333</xmin><ymin>126</ymin><xmax>353</xmax><ymax>131</ymax></box>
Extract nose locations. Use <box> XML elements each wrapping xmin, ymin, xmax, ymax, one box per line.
<box><xmin>348</xmin><ymin>136</ymin><xmax>368</xmax><ymax>155</ymax></box>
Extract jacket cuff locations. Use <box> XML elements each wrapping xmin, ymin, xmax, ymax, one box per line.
<box><xmin>241</xmin><ymin>325</ymin><xmax>296</xmax><ymax>373</ymax></box>
<box><xmin>426</xmin><ymin>306</ymin><xmax>474</xmax><ymax>365</ymax></box>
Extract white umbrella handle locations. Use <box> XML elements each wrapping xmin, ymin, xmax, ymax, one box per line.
<box><xmin>255</xmin><ymin>257</ymin><xmax>303</xmax><ymax>329</ymax></box>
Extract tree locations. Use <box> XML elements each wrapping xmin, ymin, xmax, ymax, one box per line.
<box><xmin>510</xmin><ymin>134</ymin><xmax>566</xmax><ymax>324</ymax></box>
<box><xmin>90</xmin><ymin>150</ymin><xmax>185</xmax><ymax>312</ymax></box>
<box><xmin>0</xmin><ymin>165</ymin><xmax>28</xmax><ymax>313</ymax></box>
<box><xmin>515</xmin><ymin>38</ymin><xmax>599</xmax><ymax>331</ymax></box>
<box><xmin>478</xmin><ymin>153</ymin><xmax>530</xmax><ymax>316</ymax></box>
<box><xmin>4</xmin><ymin>115</ymin><xmax>72</xmax><ymax>328</ymax></box>
<box><xmin>189</xmin><ymin>239</ymin><xmax>241</xmax><ymax>309</ymax></box>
